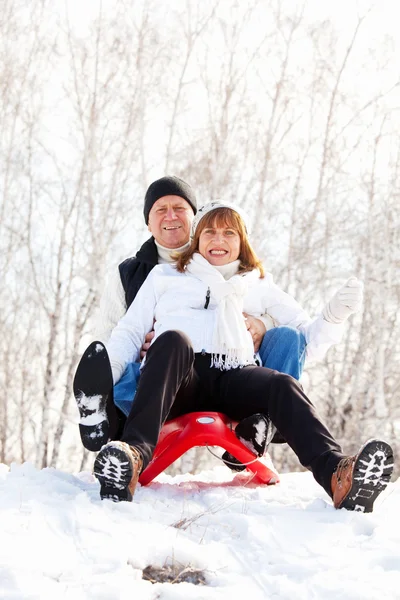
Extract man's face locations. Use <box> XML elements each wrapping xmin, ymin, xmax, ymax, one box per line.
<box><xmin>148</xmin><ymin>195</ymin><xmax>194</xmax><ymax>248</ymax></box>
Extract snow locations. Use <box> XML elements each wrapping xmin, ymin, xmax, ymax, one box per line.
<box><xmin>1</xmin><ymin>461</ymin><xmax>399</xmax><ymax>600</ymax></box>
<box><xmin>76</xmin><ymin>393</ymin><xmax>107</xmax><ymax>426</ymax></box>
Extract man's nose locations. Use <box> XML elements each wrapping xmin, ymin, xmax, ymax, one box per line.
<box><xmin>165</xmin><ymin>207</ymin><xmax>177</xmax><ymax>220</ymax></box>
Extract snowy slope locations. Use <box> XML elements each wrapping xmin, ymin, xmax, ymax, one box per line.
<box><xmin>0</xmin><ymin>462</ymin><xmax>399</xmax><ymax>600</ymax></box>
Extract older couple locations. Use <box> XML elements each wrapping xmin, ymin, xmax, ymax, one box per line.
<box><xmin>73</xmin><ymin>178</ymin><xmax>393</xmax><ymax>512</ymax></box>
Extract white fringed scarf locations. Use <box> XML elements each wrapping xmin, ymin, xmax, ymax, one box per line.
<box><xmin>186</xmin><ymin>253</ymin><xmax>260</xmax><ymax>370</ymax></box>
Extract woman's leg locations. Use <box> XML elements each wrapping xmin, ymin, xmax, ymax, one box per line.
<box><xmin>93</xmin><ymin>330</ymin><xmax>205</xmax><ymax>501</ymax></box>
<box><xmin>227</xmin><ymin>326</ymin><xmax>305</xmax><ymax>456</ymax></box>
<box><xmin>216</xmin><ymin>366</ymin><xmax>393</xmax><ymax>511</ymax></box>
<box><xmin>215</xmin><ymin>367</ymin><xmax>346</xmax><ymax>496</ymax></box>
<box><xmin>120</xmin><ymin>330</ymin><xmax>204</xmax><ymax>469</ymax></box>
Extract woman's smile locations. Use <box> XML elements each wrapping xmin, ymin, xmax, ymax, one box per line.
<box><xmin>199</xmin><ymin>225</ymin><xmax>241</xmax><ymax>265</ymax></box>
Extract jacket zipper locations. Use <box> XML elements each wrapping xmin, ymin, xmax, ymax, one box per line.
<box><xmin>202</xmin><ymin>286</ymin><xmax>211</xmax><ymax>354</ymax></box>
<box><xmin>204</xmin><ymin>286</ymin><xmax>210</xmax><ymax>309</ymax></box>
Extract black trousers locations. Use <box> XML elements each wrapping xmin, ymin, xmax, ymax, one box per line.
<box><xmin>119</xmin><ymin>330</ymin><xmax>345</xmax><ymax>497</ymax></box>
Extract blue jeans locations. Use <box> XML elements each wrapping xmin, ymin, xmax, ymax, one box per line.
<box><xmin>113</xmin><ymin>326</ymin><xmax>306</xmax><ymax>417</ymax></box>
<box><xmin>258</xmin><ymin>326</ymin><xmax>306</xmax><ymax>381</ymax></box>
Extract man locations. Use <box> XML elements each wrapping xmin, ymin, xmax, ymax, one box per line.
<box><xmin>96</xmin><ymin>175</ymin><xmax>198</xmax><ymax>344</ymax></box>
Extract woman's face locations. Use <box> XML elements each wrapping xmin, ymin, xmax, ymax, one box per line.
<box><xmin>198</xmin><ymin>221</ymin><xmax>241</xmax><ymax>266</ymax></box>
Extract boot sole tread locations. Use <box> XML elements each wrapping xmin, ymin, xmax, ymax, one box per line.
<box><xmin>73</xmin><ymin>341</ymin><xmax>112</xmax><ymax>452</ymax></box>
<box><xmin>339</xmin><ymin>439</ymin><xmax>394</xmax><ymax>513</ymax></box>
<box><xmin>94</xmin><ymin>445</ymin><xmax>134</xmax><ymax>502</ymax></box>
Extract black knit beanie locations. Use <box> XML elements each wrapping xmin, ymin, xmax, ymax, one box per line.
<box><xmin>143</xmin><ymin>176</ymin><xmax>197</xmax><ymax>224</ymax></box>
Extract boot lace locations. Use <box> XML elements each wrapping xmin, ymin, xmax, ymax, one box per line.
<box><xmin>335</xmin><ymin>456</ymin><xmax>355</xmax><ymax>482</ymax></box>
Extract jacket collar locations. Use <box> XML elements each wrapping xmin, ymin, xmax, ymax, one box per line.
<box><xmin>135</xmin><ymin>237</ymin><xmax>158</xmax><ymax>265</ymax></box>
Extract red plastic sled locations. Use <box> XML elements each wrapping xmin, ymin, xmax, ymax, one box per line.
<box><xmin>139</xmin><ymin>411</ymin><xmax>279</xmax><ymax>486</ymax></box>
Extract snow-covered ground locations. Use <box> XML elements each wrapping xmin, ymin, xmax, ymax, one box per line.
<box><xmin>1</xmin><ymin>461</ymin><xmax>399</xmax><ymax>600</ymax></box>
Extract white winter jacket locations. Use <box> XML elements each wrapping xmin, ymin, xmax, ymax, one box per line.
<box><xmin>106</xmin><ymin>264</ymin><xmax>344</xmax><ymax>384</ymax></box>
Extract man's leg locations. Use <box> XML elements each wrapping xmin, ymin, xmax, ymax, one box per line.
<box><xmin>258</xmin><ymin>326</ymin><xmax>306</xmax><ymax>380</ymax></box>
<box><xmin>73</xmin><ymin>341</ymin><xmax>124</xmax><ymax>451</ymax></box>
<box><xmin>113</xmin><ymin>362</ymin><xmax>141</xmax><ymax>417</ymax></box>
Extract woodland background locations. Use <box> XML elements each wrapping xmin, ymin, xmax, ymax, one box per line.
<box><xmin>0</xmin><ymin>0</ymin><xmax>399</xmax><ymax>475</ymax></box>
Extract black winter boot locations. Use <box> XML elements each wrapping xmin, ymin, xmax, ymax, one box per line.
<box><xmin>222</xmin><ymin>413</ymin><xmax>276</xmax><ymax>472</ymax></box>
<box><xmin>73</xmin><ymin>341</ymin><xmax>113</xmax><ymax>452</ymax></box>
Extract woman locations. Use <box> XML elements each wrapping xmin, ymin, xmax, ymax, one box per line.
<box><xmin>76</xmin><ymin>202</ymin><xmax>393</xmax><ymax>511</ymax></box>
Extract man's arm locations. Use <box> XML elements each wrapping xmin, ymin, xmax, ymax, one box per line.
<box><xmin>95</xmin><ymin>268</ymin><xmax>127</xmax><ymax>344</ymax></box>
<box><xmin>106</xmin><ymin>269</ymin><xmax>158</xmax><ymax>384</ymax></box>
<box><xmin>96</xmin><ymin>264</ymin><xmax>157</xmax><ymax>360</ymax></box>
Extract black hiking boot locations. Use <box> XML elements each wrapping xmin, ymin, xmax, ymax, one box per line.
<box><xmin>222</xmin><ymin>413</ymin><xmax>276</xmax><ymax>472</ymax></box>
<box><xmin>73</xmin><ymin>341</ymin><xmax>113</xmax><ymax>452</ymax></box>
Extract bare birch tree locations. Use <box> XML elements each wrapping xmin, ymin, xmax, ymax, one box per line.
<box><xmin>0</xmin><ymin>0</ymin><xmax>399</xmax><ymax>477</ymax></box>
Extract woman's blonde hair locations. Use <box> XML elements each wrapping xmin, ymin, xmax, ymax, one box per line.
<box><xmin>175</xmin><ymin>207</ymin><xmax>264</xmax><ymax>277</ymax></box>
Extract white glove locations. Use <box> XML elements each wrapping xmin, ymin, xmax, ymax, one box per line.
<box><xmin>323</xmin><ymin>277</ymin><xmax>363</xmax><ymax>324</ymax></box>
